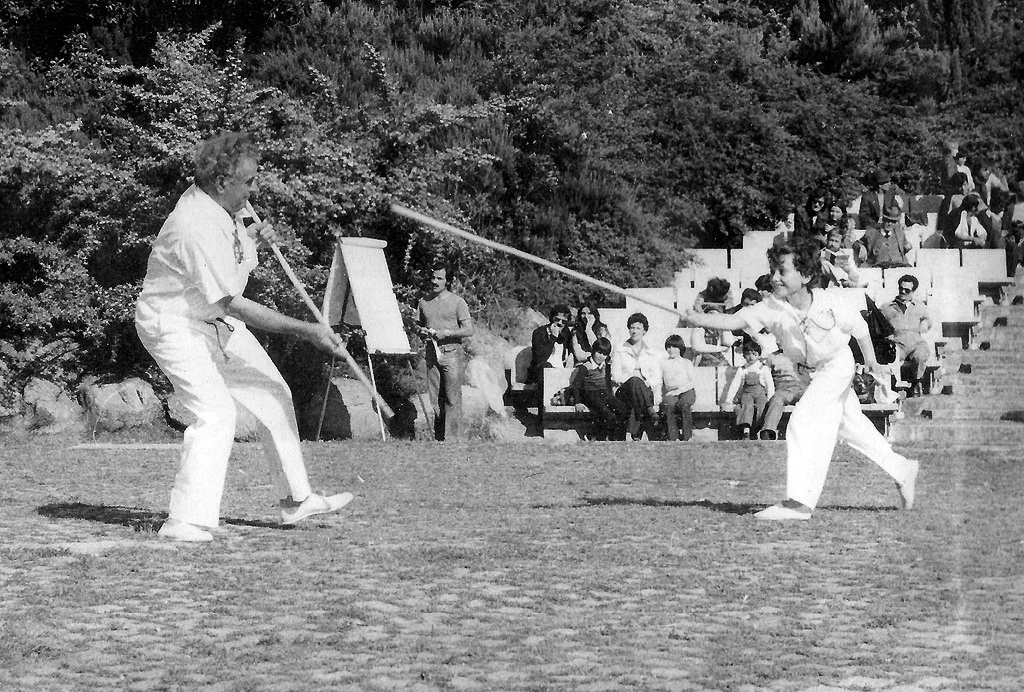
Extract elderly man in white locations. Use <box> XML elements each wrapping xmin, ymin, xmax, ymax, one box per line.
<box><xmin>136</xmin><ymin>131</ymin><xmax>353</xmax><ymax>542</ymax></box>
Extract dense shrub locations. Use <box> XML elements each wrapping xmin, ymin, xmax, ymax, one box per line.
<box><xmin>0</xmin><ymin>0</ymin><xmax>1021</xmax><ymax>399</ymax></box>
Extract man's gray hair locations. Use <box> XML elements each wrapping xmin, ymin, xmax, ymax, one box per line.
<box><xmin>195</xmin><ymin>131</ymin><xmax>259</xmax><ymax>189</ymax></box>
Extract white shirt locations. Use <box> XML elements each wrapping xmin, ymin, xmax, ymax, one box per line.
<box><xmin>611</xmin><ymin>338</ymin><xmax>663</xmax><ymax>404</ymax></box>
<box><xmin>136</xmin><ymin>186</ymin><xmax>258</xmax><ymax>329</ymax></box>
<box><xmin>737</xmin><ymin>289</ymin><xmax>868</xmax><ymax>369</ymax></box>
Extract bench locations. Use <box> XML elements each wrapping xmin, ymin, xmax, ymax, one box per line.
<box><xmin>526</xmin><ymin>365</ymin><xmax>898</xmax><ymax>441</ymax></box>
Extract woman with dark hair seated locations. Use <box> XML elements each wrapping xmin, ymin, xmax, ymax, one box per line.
<box><xmin>570</xmin><ymin>303</ymin><xmax>606</xmax><ymax>365</ymax></box>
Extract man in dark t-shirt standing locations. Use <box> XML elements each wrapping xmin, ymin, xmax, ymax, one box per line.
<box><xmin>418</xmin><ymin>263</ymin><xmax>473</xmax><ymax>440</ymax></box>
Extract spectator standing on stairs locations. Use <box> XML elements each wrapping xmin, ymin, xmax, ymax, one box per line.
<box><xmin>683</xmin><ymin>236</ymin><xmax>919</xmax><ymax>521</ymax></box>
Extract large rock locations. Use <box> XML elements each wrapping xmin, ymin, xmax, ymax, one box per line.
<box><xmin>22</xmin><ymin>378</ymin><xmax>84</xmax><ymax>433</ymax></box>
<box><xmin>465</xmin><ymin>357</ymin><xmax>508</xmax><ymax>417</ymax></box>
<box><xmin>78</xmin><ymin>377</ymin><xmax>163</xmax><ymax>432</ymax></box>
<box><xmin>165</xmin><ymin>392</ymin><xmax>262</xmax><ymax>442</ymax></box>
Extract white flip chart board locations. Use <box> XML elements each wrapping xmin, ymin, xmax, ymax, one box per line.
<box><xmin>322</xmin><ymin>238</ymin><xmax>412</xmax><ymax>354</ymax></box>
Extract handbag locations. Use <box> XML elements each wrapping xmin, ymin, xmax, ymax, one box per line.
<box><xmin>862</xmin><ymin>296</ymin><xmax>897</xmax><ymax>365</ymax></box>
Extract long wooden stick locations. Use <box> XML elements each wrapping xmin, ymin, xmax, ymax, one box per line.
<box><xmin>390</xmin><ymin>204</ymin><xmax>687</xmax><ymax>318</ymax></box>
<box><xmin>270</xmin><ymin>244</ymin><xmax>395</xmax><ymax>420</ymax></box>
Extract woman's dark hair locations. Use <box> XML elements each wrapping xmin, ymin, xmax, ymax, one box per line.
<box><xmin>592</xmin><ymin>337</ymin><xmax>613</xmax><ymax>356</ymax></box>
<box><xmin>664</xmin><ymin>334</ymin><xmax>686</xmax><ymax>351</ymax></box>
<box><xmin>573</xmin><ymin>303</ymin><xmax>603</xmax><ymax>351</ymax></box>
<box><xmin>767</xmin><ymin>236</ymin><xmax>823</xmax><ymax>287</ymax></box>
<box><xmin>701</xmin><ymin>277</ymin><xmax>731</xmax><ymax>304</ymax></box>
<box><xmin>804</xmin><ymin>187</ymin><xmax>829</xmax><ymax>214</ymax></box>
<box><xmin>740</xmin><ymin>288</ymin><xmax>762</xmax><ymax>304</ymax></box>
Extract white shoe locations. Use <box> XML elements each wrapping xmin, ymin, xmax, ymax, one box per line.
<box><xmin>754</xmin><ymin>504</ymin><xmax>812</xmax><ymax>521</ymax></box>
<box><xmin>897</xmin><ymin>459</ymin><xmax>919</xmax><ymax>510</ymax></box>
<box><xmin>158</xmin><ymin>519</ymin><xmax>213</xmax><ymax>542</ymax></box>
<box><xmin>280</xmin><ymin>492</ymin><xmax>354</xmax><ymax>525</ymax></box>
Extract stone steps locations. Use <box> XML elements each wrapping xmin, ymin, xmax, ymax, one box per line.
<box><xmin>903</xmin><ymin>402</ymin><xmax>1020</xmax><ymax>421</ymax></box>
<box><xmin>891</xmin><ymin>306</ymin><xmax>1024</xmax><ymax>452</ymax></box>
<box><xmin>889</xmin><ymin>419</ymin><xmax>1024</xmax><ymax>446</ymax></box>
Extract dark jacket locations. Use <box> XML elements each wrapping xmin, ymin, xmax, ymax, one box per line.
<box><xmin>527</xmin><ymin>324</ymin><xmax>571</xmax><ymax>384</ymax></box>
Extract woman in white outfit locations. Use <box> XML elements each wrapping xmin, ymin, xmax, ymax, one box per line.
<box><xmin>684</xmin><ymin>237</ymin><xmax>919</xmax><ymax>520</ymax></box>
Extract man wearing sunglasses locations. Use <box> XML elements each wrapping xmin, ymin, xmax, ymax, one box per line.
<box><xmin>881</xmin><ymin>276</ymin><xmax>932</xmax><ymax>398</ymax></box>
<box><xmin>527</xmin><ymin>304</ymin><xmax>573</xmax><ymax>386</ymax></box>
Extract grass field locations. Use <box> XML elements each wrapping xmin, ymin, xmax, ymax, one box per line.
<box><xmin>1</xmin><ymin>432</ymin><xmax>1021</xmax><ymax>691</ymax></box>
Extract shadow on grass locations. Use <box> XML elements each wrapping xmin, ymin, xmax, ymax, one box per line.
<box><xmin>561</xmin><ymin>497</ymin><xmax>761</xmax><ymax>515</ymax></box>
<box><xmin>36</xmin><ymin>502</ymin><xmax>290</xmax><ymax>532</ymax></box>
<box><xmin>545</xmin><ymin>497</ymin><xmax>898</xmax><ymax>516</ymax></box>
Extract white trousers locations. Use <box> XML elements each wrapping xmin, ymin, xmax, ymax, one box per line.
<box><xmin>137</xmin><ymin>318</ymin><xmax>312</xmax><ymax>527</ymax></box>
<box><xmin>786</xmin><ymin>348</ymin><xmax>914</xmax><ymax>509</ymax></box>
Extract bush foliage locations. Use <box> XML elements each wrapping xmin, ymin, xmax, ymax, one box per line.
<box><xmin>0</xmin><ymin>0</ymin><xmax>1021</xmax><ymax>397</ymax></box>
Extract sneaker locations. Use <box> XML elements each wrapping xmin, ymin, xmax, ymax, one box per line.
<box><xmin>280</xmin><ymin>492</ymin><xmax>354</xmax><ymax>525</ymax></box>
<box><xmin>158</xmin><ymin>519</ymin><xmax>214</xmax><ymax>542</ymax></box>
<box><xmin>758</xmin><ymin>429</ymin><xmax>778</xmax><ymax>441</ymax></box>
<box><xmin>897</xmin><ymin>459</ymin><xmax>919</xmax><ymax>510</ymax></box>
<box><xmin>754</xmin><ymin>503</ymin><xmax>812</xmax><ymax>521</ymax></box>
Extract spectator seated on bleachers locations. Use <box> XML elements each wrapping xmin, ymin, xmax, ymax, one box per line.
<box><xmin>687</xmin><ymin>302</ymin><xmax>734</xmax><ymax>367</ymax></box>
<box><xmin>568</xmin><ymin>336</ymin><xmax>627</xmax><ymax>440</ymax></box>
<box><xmin>975</xmin><ymin>158</ymin><xmax>1009</xmax><ymax>207</ymax></box>
<box><xmin>693</xmin><ymin>277</ymin><xmax>733</xmax><ymax>312</ymax></box>
<box><xmin>527</xmin><ymin>304</ymin><xmax>572</xmax><ymax>388</ymax></box>
<box><xmin>854</xmin><ymin>204</ymin><xmax>912</xmax><ymax>268</ymax></box>
<box><xmin>952</xmin><ymin>194</ymin><xmax>990</xmax><ymax>249</ymax></box>
<box><xmin>821</xmin><ymin>228</ymin><xmax>864</xmax><ymax>288</ymax></box>
<box><xmin>938</xmin><ymin>171</ymin><xmax>972</xmax><ymax>247</ymax></box>
<box><xmin>857</xmin><ymin>169</ymin><xmax>903</xmax><ymax>231</ymax></box>
<box><xmin>722</xmin><ymin>340</ymin><xmax>774</xmax><ymax>440</ymax></box>
<box><xmin>826</xmin><ymin>200</ymin><xmax>853</xmax><ymax>236</ymax></box>
<box><xmin>660</xmin><ymin>334</ymin><xmax>698</xmax><ymax>442</ymax></box>
<box><xmin>759</xmin><ymin>351</ymin><xmax>810</xmax><ymax>440</ymax></box>
<box><xmin>794</xmin><ymin>188</ymin><xmax>830</xmax><ymax>239</ymax></box>
<box><xmin>611</xmin><ymin>312</ymin><xmax>663</xmax><ymax>441</ymax></box>
<box><xmin>570</xmin><ymin>303</ymin><xmax>606</xmax><ymax>366</ymax></box>
<box><xmin>880</xmin><ymin>275</ymin><xmax>932</xmax><ymax>398</ymax></box>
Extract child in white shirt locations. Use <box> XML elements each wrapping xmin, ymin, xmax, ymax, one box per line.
<box><xmin>661</xmin><ymin>334</ymin><xmax>698</xmax><ymax>441</ymax></box>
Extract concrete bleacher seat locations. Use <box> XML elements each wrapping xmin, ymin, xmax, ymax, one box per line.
<box><xmin>961</xmin><ymin>248</ymin><xmax>1010</xmax><ymax>282</ymax></box>
<box><xmin>600</xmin><ymin>307</ymin><xmax>631</xmax><ymax>346</ymax></box>
<box><xmin>856</xmin><ymin>267</ymin><xmax>884</xmax><ymax>301</ymax></box>
<box><xmin>688</xmin><ymin>248</ymin><xmax>730</xmax><ymax>273</ymax></box>
<box><xmin>509</xmin><ymin>345</ymin><xmax>534</xmax><ymax>392</ymax></box>
<box><xmin>916</xmin><ymin>248</ymin><xmax>961</xmax><ymax>279</ymax></box>
<box><xmin>729</xmin><ymin>248</ymin><xmax>769</xmax><ymax>283</ymax></box>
